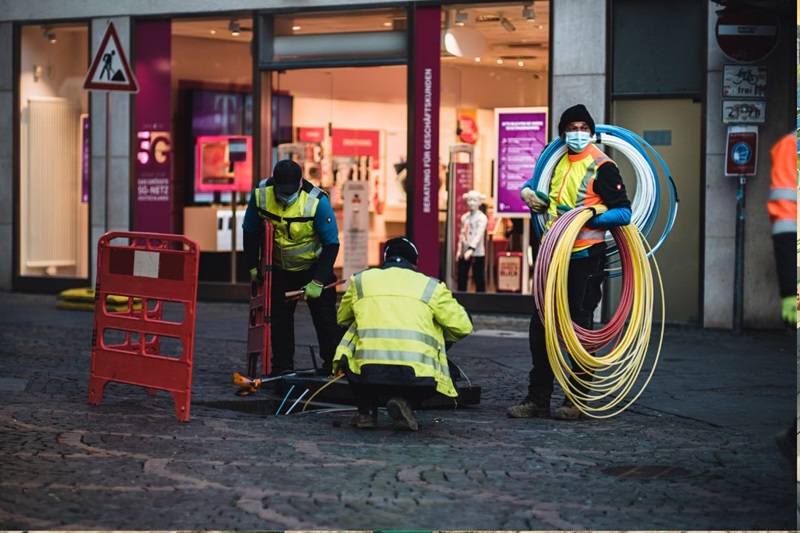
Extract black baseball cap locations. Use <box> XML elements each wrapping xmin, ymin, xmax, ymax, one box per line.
<box><xmin>273</xmin><ymin>159</ymin><xmax>303</xmax><ymax>196</ymax></box>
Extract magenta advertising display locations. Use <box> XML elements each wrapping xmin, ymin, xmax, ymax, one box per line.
<box><xmin>411</xmin><ymin>5</ymin><xmax>441</xmax><ymax>278</ymax></box>
<box><xmin>134</xmin><ymin>20</ymin><xmax>172</xmax><ymax>233</ymax></box>
<box><xmin>494</xmin><ymin>107</ymin><xmax>548</xmax><ymax>218</ymax></box>
<box><xmin>195</xmin><ymin>135</ymin><xmax>253</xmax><ymax>192</ymax></box>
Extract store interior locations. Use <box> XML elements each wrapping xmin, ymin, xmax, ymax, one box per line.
<box><xmin>18</xmin><ymin>2</ymin><xmax>551</xmax><ymax>294</ymax></box>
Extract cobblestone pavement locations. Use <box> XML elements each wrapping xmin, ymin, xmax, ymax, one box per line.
<box><xmin>0</xmin><ymin>292</ymin><xmax>796</xmax><ymax>530</ymax></box>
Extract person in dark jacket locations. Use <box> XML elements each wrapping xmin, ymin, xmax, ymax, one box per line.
<box><xmin>242</xmin><ymin>159</ymin><xmax>343</xmax><ymax>376</ymax></box>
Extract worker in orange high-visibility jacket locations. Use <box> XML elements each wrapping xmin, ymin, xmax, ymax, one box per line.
<box><xmin>766</xmin><ymin>133</ymin><xmax>797</xmax><ymax>327</ymax></box>
<box><xmin>333</xmin><ymin>236</ymin><xmax>473</xmax><ymax>432</ymax></box>
<box><xmin>767</xmin><ymin>133</ymin><xmax>798</xmax><ymax>464</ymax></box>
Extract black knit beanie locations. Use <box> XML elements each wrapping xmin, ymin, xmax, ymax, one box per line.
<box><xmin>557</xmin><ymin>104</ymin><xmax>595</xmax><ymax>135</ymax></box>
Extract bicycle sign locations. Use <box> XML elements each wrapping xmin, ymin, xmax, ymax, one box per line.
<box><xmin>722</xmin><ymin>65</ymin><xmax>766</xmax><ymax>98</ymax></box>
<box><xmin>722</xmin><ymin>99</ymin><xmax>766</xmax><ymax>124</ymax></box>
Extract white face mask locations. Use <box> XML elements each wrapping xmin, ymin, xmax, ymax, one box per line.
<box><xmin>565</xmin><ymin>131</ymin><xmax>592</xmax><ymax>152</ymax></box>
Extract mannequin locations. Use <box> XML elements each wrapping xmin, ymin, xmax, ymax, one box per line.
<box><xmin>456</xmin><ymin>190</ymin><xmax>488</xmax><ymax>292</ymax></box>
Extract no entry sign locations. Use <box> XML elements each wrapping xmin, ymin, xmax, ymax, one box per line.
<box><xmin>715</xmin><ymin>9</ymin><xmax>779</xmax><ymax>63</ymax></box>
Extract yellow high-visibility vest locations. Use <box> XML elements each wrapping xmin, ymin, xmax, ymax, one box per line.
<box><xmin>334</xmin><ymin>266</ymin><xmax>473</xmax><ymax>397</ymax></box>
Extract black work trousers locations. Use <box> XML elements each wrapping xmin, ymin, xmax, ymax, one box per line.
<box><xmin>349</xmin><ymin>382</ymin><xmax>437</xmax><ymax>414</ymax></box>
<box><xmin>527</xmin><ymin>252</ymin><xmax>605</xmax><ymax>403</ymax></box>
<box><xmin>457</xmin><ymin>256</ymin><xmax>486</xmax><ymax>292</ymax></box>
<box><xmin>270</xmin><ymin>265</ymin><xmax>343</xmax><ymax>375</ymax></box>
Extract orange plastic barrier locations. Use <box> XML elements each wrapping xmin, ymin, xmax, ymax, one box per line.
<box><xmin>246</xmin><ymin>221</ymin><xmax>273</xmax><ymax>377</ymax></box>
<box><xmin>88</xmin><ymin>232</ymin><xmax>200</xmax><ymax>422</ymax></box>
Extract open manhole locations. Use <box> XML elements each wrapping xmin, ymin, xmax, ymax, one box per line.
<box><xmin>600</xmin><ymin>465</ymin><xmax>694</xmax><ymax>479</ymax></box>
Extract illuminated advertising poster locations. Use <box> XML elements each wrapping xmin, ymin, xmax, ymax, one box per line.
<box><xmin>494</xmin><ymin>107</ymin><xmax>548</xmax><ymax>218</ymax></box>
<box><xmin>195</xmin><ymin>135</ymin><xmax>253</xmax><ymax>192</ymax></box>
<box><xmin>134</xmin><ymin>20</ymin><xmax>172</xmax><ymax>233</ymax></box>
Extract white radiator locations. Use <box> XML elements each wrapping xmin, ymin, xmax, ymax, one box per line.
<box><xmin>22</xmin><ymin>97</ymin><xmax>81</xmax><ymax>272</ymax></box>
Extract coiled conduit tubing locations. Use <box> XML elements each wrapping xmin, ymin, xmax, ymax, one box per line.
<box><xmin>533</xmin><ymin>205</ymin><xmax>665</xmax><ymax>418</ymax></box>
<box><xmin>529</xmin><ymin>124</ymin><xmax>679</xmax><ymax>277</ymax></box>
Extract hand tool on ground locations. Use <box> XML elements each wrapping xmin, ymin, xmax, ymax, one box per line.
<box><xmin>233</xmin><ymin>371</ymin><xmax>296</xmax><ymax>396</ymax></box>
<box><xmin>284</xmin><ymin>279</ymin><xmax>347</xmax><ymax>301</ymax></box>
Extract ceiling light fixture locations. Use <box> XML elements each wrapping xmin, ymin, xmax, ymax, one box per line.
<box><xmin>454</xmin><ymin>11</ymin><xmax>468</xmax><ymax>26</ymax></box>
<box><xmin>522</xmin><ymin>3</ymin><xmax>536</xmax><ymax>21</ymax></box>
<box><xmin>229</xmin><ymin>20</ymin><xmax>241</xmax><ymax>37</ymax></box>
<box><xmin>43</xmin><ymin>27</ymin><xmax>56</xmax><ymax>44</ymax></box>
<box><xmin>500</xmin><ymin>17</ymin><xmax>516</xmax><ymax>33</ymax></box>
<box><xmin>292</xmin><ymin>25</ymin><xmax>301</xmax><ymax>31</ymax></box>
<box><xmin>443</xmin><ymin>26</ymin><xmax>486</xmax><ymax>59</ymax></box>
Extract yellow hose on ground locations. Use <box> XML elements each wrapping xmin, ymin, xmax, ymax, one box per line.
<box><xmin>543</xmin><ymin>208</ymin><xmax>665</xmax><ymax>418</ymax></box>
<box><xmin>300</xmin><ymin>372</ymin><xmax>345</xmax><ymax>412</ymax></box>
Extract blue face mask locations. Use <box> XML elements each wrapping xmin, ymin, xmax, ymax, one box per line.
<box><xmin>277</xmin><ymin>191</ymin><xmax>300</xmax><ymax>206</ymax></box>
<box><xmin>565</xmin><ymin>131</ymin><xmax>591</xmax><ymax>153</ymax></box>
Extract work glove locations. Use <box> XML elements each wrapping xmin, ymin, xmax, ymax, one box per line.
<box><xmin>780</xmin><ymin>295</ymin><xmax>796</xmax><ymax>327</ymax></box>
<box><xmin>521</xmin><ymin>188</ymin><xmax>549</xmax><ymax>214</ymax></box>
<box><xmin>303</xmin><ymin>279</ymin><xmax>324</xmax><ymax>300</ymax></box>
<box><xmin>249</xmin><ymin>267</ymin><xmax>264</xmax><ymax>284</ymax></box>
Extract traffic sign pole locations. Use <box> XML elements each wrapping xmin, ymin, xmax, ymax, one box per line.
<box><xmin>732</xmin><ymin>174</ymin><xmax>746</xmax><ymax>334</ymax></box>
<box><xmin>83</xmin><ymin>21</ymin><xmax>139</xmax><ymax>232</ymax></box>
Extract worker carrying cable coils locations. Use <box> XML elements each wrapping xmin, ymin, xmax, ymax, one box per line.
<box><xmin>508</xmin><ymin>104</ymin><xmax>632</xmax><ymax>420</ymax></box>
<box><xmin>242</xmin><ymin>159</ymin><xmax>344</xmax><ymax>377</ymax></box>
<box><xmin>333</xmin><ymin>236</ymin><xmax>473</xmax><ymax>431</ymax></box>
<box><xmin>767</xmin><ymin>133</ymin><xmax>797</xmax><ymax>463</ymax></box>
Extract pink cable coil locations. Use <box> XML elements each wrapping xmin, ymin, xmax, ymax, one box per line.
<box><xmin>532</xmin><ymin>206</ymin><xmax>636</xmax><ymax>354</ymax></box>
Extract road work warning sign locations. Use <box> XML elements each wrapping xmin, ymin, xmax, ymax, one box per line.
<box><xmin>83</xmin><ymin>21</ymin><xmax>139</xmax><ymax>93</ymax></box>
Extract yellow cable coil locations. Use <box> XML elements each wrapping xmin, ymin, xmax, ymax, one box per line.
<box><xmin>544</xmin><ymin>207</ymin><xmax>665</xmax><ymax>418</ymax></box>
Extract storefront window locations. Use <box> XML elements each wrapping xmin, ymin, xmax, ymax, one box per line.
<box><xmin>18</xmin><ymin>23</ymin><xmax>89</xmax><ymax>279</ymax></box>
<box><xmin>171</xmin><ymin>16</ymin><xmax>254</xmax><ymax>282</ymax></box>
<box><xmin>439</xmin><ymin>2</ymin><xmax>550</xmax><ymax>294</ymax></box>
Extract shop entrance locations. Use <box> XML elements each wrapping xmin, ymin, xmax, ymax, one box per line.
<box><xmin>266</xmin><ymin>66</ymin><xmax>409</xmax><ymax>281</ymax></box>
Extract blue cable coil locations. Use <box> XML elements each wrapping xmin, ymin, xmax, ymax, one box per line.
<box><xmin>526</xmin><ymin>124</ymin><xmax>679</xmax><ymax>277</ymax></box>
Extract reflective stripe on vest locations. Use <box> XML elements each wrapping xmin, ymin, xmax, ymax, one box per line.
<box><xmin>547</xmin><ymin>147</ymin><xmax>610</xmax><ymax>251</ymax></box>
<box><xmin>256</xmin><ymin>181</ymin><xmax>323</xmax><ymax>271</ymax></box>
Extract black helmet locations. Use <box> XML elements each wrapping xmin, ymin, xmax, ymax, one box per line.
<box><xmin>383</xmin><ymin>236</ymin><xmax>418</xmax><ymax>265</ymax></box>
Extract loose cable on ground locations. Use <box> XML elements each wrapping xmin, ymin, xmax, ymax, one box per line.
<box><xmin>301</xmin><ymin>373</ymin><xmax>346</xmax><ymax>412</ymax></box>
<box><xmin>274</xmin><ymin>384</ymin><xmax>295</xmax><ymax>415</ymax></box>
<box><xmin>284</xmin><ymin>388</ymin><xmax>309</xmax><ymax>415</ymax></box>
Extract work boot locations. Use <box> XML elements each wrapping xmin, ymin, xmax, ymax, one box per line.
<box><xmin>506</xmin><ymin>399</ymin><xmax>550</xmax><ymax>418</ymax></box>
<box><xmin>774</xmin><ymin>425</ymin><xmax>796</xmax><ymax>463</ymax></box>
<box><xmin>386</xmin><ymin>397</ymin><xmax>419</xmax><ymax>431</ymax></box>
<box><xmin>552</xmin><ymin>401</ymin><xmax>584</xmax><ymax>420</ymax></box>
<box><xmin>348</xmin><ymin>411</ymin><xmax>377</xmax><ymax>429</ymax></box>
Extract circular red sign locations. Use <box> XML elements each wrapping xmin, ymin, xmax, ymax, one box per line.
<box><xmin>715</xmin><ymin>9</ymin><xmax>779</xmax><ymax>63</ymax></box>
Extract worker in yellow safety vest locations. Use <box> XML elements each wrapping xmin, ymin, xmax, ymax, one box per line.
<box><xmin>510</xmin><ymin>104</ymin><xmax>632</xmax><ymax>420</ymax></box>
<box><xmin>333</xmin><ymin>236</ymin><xmax>473</xmax><ymax>431</ymax></box>
<box><xmin>242</xmin><ymin>159</ymin><xmax>343</xmax><ymax>377</ymax></box>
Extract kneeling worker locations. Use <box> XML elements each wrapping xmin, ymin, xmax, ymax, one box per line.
<box><xmin>333</xmin><ymin>237</ymin><xmax>473</xmax><ymax>431</ymax></box>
